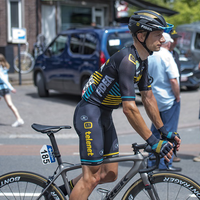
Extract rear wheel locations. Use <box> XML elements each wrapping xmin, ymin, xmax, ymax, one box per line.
<box><xmin>122</xmin><ymin>172</ymin><xmax>200</xmax><ymax>199</ymax></box>
<box><xmin>0</xmin><ymin>171</ymin><xmax>65</xmax><ymax>199</ymax></box>
<box><xmin>36</xmin><ymin>72</ymin><xmax>49</xmax><ymax>97</ymax></box>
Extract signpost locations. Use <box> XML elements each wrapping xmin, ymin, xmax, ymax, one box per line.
<box><xmin>12</xmin><ymin>28</ymin><xmax>27</xmax><ymax>85</ymax></box>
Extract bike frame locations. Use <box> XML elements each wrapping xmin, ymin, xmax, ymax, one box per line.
<box><xmin>36</xmin><ymin>131</ymin><xmax>158</xmax><ymax>200</ymax></box>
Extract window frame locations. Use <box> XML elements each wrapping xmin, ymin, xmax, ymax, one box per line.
<box><xmin>7</xmin><ymin>0</ymin><xmax>23</xmax><ymax>42</ymax></box>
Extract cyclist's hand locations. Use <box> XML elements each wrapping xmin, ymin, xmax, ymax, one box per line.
<box><xmin>158</xmin><ymin>126</ymin><xmax>181</xmax><ymax>152</ymax></box>
<box><xmin>146</xmin><ymin>134</ymin><xmax>173</xmax><ymax>162</ymax></box>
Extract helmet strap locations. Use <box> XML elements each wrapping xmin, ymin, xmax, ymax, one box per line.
<box><xmin>134</xmin><ymin>32</ymin><xmax>153</xmax><ymax>55</ymax></box>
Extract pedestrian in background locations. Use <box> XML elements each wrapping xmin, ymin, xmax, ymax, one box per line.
<box><xmin>170</xmin><ymin>29</ymin><xmax>182</xmax><ymax>86</ymax></box>
<box><xmin>0</xmin><ymin>54</ymin><xmax>24</xmax><ymax>127</ymax></box>
<box><xmin>170</xmin><ymin>29</ymin><xmax>182</xmax><ymax>162</ymax></box>
<box><xmin>148</xmin><ymin>33</ymin><xmax>181</xmax><ymax>171</ymax></box>
<box><xmin>193</xmin><ymin>100</ymin><xmax>200</xmax><ymax>162</ymax></box>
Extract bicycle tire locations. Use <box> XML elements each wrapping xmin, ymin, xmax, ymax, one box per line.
<box><xmin>14</xmin><ymin>52</ymin><xmax>34</xmax><ymax>74</ymax></box>
<box><xmin>122</xmin><ymin>172</ymin><xmax>200</xmax><ymax>200</ymax></box>
<box><xmin>0</xmin><ymin>171</ymin><xmax>66</xmax><ymax>200</ymax></box>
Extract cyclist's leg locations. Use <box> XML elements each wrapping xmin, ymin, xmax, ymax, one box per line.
<box><xmin>69</xmin><ymin>165</ymin><xmax>102</xmax><ymax>200</ymax></box>
<box><xmin>100</xmin><ymin>108</ymin><xmax>119</xmax><ymax>183</ymax></box>
<box><xmin>70</xmin><ymin>100</ymin><xmax>118</xmax><ymax>199</ymax></box>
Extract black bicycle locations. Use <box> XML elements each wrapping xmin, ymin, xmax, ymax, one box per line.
<box><xmin>0</xmin><ymin>123</ymin><xmax>199</xmax><ymax>199</ymax></box>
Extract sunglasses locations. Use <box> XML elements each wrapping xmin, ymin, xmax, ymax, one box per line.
<box><xmin>159</xmin><ymin>23</ymin><xmax>174</xmax><ymax>33</ymax></box>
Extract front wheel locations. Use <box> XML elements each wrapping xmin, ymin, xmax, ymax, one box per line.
<box><xmin>14</xmin><ymin>52</ymin><xmax>34</xmax><ymax>74</ymax></box>
<box><xmin>0</xmin><ymin>171</ymin><xmax>66</xmax><ymax>200</ymax></box>
<box><xmin>122</xmin><ymin>172</ymin><xmax>200</xmax><ymax>200</ymax></box>
<box><xmin>36</xmin><ymin>72</ymin><xmax>49</xmax><ymax>97</ymax></box>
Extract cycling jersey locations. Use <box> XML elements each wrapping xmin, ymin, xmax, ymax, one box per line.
<box><xmin>82</xmin><ymin>45</ymin><xmax>152</xmax><ymax>109</ymax></box>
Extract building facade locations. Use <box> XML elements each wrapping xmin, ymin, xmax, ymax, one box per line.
<box><xmin>0</xmin><ymin>0</ymin><xmax>115</xmax><ymax>72</ymax></box>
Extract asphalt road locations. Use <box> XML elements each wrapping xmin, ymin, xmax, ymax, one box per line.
<box><xmin>0</xmin><ymin>84</ymin><xmax>200</xmax><ymax>199</ymax></box>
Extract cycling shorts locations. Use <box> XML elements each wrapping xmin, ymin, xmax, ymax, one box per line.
<box><xmin>73</xmin><ymin>99</ymin><xmax>119</xmax><ymax>166</ymax></box>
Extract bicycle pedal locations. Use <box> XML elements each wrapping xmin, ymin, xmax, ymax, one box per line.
<box><xmin>97</xmin><ymin>188</ymin><xmax>110</xmax><ymax>199</ymax></box>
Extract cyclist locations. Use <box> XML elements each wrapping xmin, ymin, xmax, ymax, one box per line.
<box><xmin>68</xmin><ymin>10</ymin><xmax>181</xmax><ymax>200</ymax></box>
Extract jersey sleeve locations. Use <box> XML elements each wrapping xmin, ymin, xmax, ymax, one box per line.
<box><xmin>118</xmin><ymin>54</ymin><xmax>136</xmax><ymax>101</ymax></box>
<box><xmin>138</xmin><ymin>62</ymin><xmax>152</xmax><ymax>92</ymax></box>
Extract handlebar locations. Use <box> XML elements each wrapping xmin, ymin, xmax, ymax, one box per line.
<box><xmin>132</xmin><ymin>143</ymin><xmax>160</xmax><ymax>173</ymax></box>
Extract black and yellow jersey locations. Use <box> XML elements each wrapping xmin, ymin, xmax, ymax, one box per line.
<box><xmin>82</xmin><ymin>45</ymin><xmax>151</xmax><ymax>109</ymax></box>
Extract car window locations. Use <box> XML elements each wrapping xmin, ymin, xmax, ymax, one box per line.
<box><xmin>70</xmin><ymin>33</ymin><xmax>97</xmax><ymax>55</ymax></box>
<box><xmin>45</xmin><ymin>35</ymin><xmax>68</xmax><ymax>57</ymax></box>
<box><xmin>70</xmin><ymin>33</ymin><xmax>84</xmax><ymax>54</ymax></box>
<box><xmin>83</xmin><ymin>33</ymin><xmax>97</xmax><ymax>55</ymax></box>
<box><xmin>177</xmin><ymin>31</ymin><xmax>193</xmax><ymax>49</ymax></box>
<box><xmin>106</xmin><ymin>32</ymin><xmax>133</xmax><ymax>56</ymax></box>
<box><xmin>194</xmin><ymin>32</ymin><xmax>200</xmax><ymax>50</ymax></box>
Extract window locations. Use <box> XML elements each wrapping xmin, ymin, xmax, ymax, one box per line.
<box><xmin>46</xmin><ymin>35</ymin><xmax>68</xmax><ymax>56</ymax></box>
<box><xmin>70</xmin><ymin>34</ymin><xmax>84</xmax><ymax>54</ymax></box>
<box><xmin>177</xmin><ymin>31</ymin><xmax>193</xmax><ymax>49</ymax></box>
<box><xmin>61</xmin><ymin>6</ymin><xmax>91</xmax><ymax>30</ymax></box>
<box><xmin>194</xmin><ymin>32</ymin><xmax>200</xmax><ymax>50</ymax></box>
<box><xmin>83</xmin><ymin>33</ymin><xmax>97</xmax><ymax>55</ymax></box>
<box><xmin>70</xmin><ymin>33</ymin><xmax>97</xmax><ymax>55</ymax></box>
<box><xmin>7</xmin><ymin>0</ymin><xmax>23</xmax><ymax>42</ymax></box>
<box><xmin>107</xmin><ymin>32</ymin><xmax>133</xmax><ymax>56</ymax></box>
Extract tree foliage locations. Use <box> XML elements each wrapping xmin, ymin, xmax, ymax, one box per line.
<box><xmin>128</xmin><ymin>0</ymin><xmax>200</xmax><ymax>28</ymax></box>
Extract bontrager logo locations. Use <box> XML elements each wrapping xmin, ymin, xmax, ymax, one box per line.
<box><xmin>0</xmin><ymin>176</ymin><xmax>21</xmax><ymax>187</ymax></box>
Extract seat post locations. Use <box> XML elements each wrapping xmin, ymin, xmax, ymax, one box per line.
<box><xmin>48</xmin><ymin>132</ymin><xmax>63</xmax><ymax>165</ymax></box>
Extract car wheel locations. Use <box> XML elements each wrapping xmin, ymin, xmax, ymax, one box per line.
<box><xmin>36</xmin><ymin>72</ymin><xmax>49</xmax><ymax>97</ymax></box>
<box><xmin>186</xmin><ymin>86</ymin><xmax>199</xmax><ymax>90</ymax></box>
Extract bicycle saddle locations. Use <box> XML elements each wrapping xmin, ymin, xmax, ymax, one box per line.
<box><xmin>31</xmin><ymin>123</ymin><xmax>71</xmax><ymax>133</ymax></box>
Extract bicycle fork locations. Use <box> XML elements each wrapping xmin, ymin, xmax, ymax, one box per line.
<box><xmin>140</xmin><ymin>173</ymin><xmax>160</xmax><ymax>200</ymax></box>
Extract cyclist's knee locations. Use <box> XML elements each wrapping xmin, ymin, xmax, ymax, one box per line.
<box><xmin>100</xmin><ymin>164</ymin><xmax>118</xmax><ymax>183</ymax></box>
<box><xmin>82</xmin><ymin>165</ymin><xmax>102</xmax><ymax>188</ymax></box>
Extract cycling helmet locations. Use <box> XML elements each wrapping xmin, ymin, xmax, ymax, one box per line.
<box><xmin>128</xmin><ymin>10</ymin><xmax>173</xmax><ymax>54</ymax></box>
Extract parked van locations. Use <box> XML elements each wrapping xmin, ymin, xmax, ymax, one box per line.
<box><xmin>176</xmin><ymin>21</ymin><xmax>200</xmax><ymax>62</ymax></box>
<box><xmin>33</xmin><ymin>26</ymin><xmax>133</xmax><ymax>97</ymax></box>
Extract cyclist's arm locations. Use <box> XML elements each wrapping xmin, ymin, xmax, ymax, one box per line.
<box><xmin>141</xmin><ymin>90</ymin><xmax>163</xmax><ymax>129</ymax></box>
<box><xmin>122</xmin><ymin>100</ymin><xmax>152</xmax><ymax>140</ymax></box>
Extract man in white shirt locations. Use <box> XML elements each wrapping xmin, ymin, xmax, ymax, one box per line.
<box><xmin>148</xmin><ymin>32</ymin><xmax>181</xmax><ymax>171</ymax></box>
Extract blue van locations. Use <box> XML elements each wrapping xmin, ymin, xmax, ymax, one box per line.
<box><xmin>33</xmin><ymin>26</ymin><xmax>133</xmax><ymax>97</ymax></box>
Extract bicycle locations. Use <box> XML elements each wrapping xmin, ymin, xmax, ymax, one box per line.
<box><xmin>14</xmin><ymin>42</ymin><xmax>35</xmax><ymax>74</ymax></box>
<box><xmin>0</xmin><ymin>123</ymin><xmax>199</xmax><ymax>200</ymax></box>
<box><xmin>33</xmin><ymin>34</ymin><xmax>46</xmax><ymax>59</ymax></box>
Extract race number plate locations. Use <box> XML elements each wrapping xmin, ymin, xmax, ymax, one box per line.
<box><xmin>40</xmin><ymin>145</ymin><xmax>55</xmax><ymax>165</ymax></box>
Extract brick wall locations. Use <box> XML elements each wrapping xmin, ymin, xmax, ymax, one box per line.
<box><xmin>0</xmin><ymin>0</ymin><xmax>8</xmax><ymax>46</ymax></box>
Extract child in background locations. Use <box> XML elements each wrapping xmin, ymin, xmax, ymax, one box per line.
<box><xmin>0</xmin><ymin>54</ymin><xmax>24</xmax><ymax>127</ymax></box>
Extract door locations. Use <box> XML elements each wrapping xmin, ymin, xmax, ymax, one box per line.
<box><xmin>43</xmin><ymin>34</ymin><xmax>68</xmax><ymax>91</ymax></box>
<box><xmin>92</xmin><ymin>7</ymin><xmax>104</xmax><ymax>27</ymax></box>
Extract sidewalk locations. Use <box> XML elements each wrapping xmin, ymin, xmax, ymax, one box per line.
<box><xmin>9</xmin><ymin>71</ymin><xmax>33</xmax><ymax>86</ymax></box>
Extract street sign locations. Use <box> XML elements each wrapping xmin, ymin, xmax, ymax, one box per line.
<box><xmin>12</xmin><ymin>28</ymin><xmax>27</xmax><ymax>44</ymax></box>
